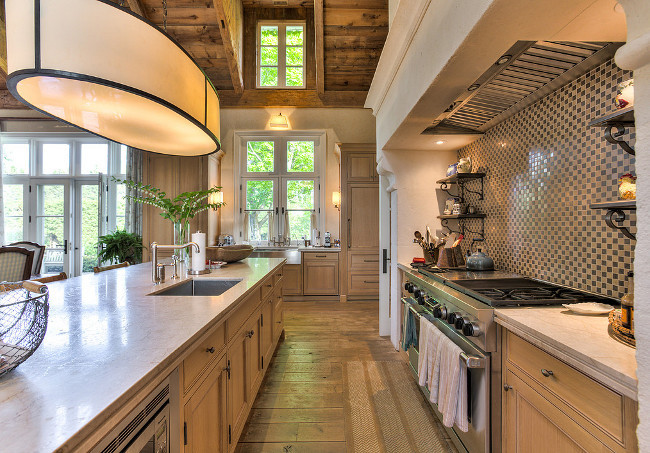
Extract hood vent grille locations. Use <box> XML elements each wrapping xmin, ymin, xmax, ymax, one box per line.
<box><xmin>423</xmin><ymin>41</ymin><xmax>621</xmax><ymax>136</ymax></box>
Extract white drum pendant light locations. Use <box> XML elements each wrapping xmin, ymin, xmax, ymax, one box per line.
<box><xmin>5</xmin><ymin>0</ymin><xmax>221</xmax><ymax>156</ymax></box>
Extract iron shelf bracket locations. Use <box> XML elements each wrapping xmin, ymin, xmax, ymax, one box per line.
<box><xmin>462</xmin><ymin>177</ymin><xmax>484</xmax><ymax>200</ymax></box>
<box><xmin>439</xmin><ymin>182</ymin><xmax>457</xmax><ymax>200</ymax></box>
<box><xmin>604</xmin><ymin>124</ymin><xmax>635</xmax><ymax>155</ymax></box>
<box><xmin>604</xmin><ymin>209</ymin><xmax>635</xmax><ymax>240</ymax></box>
<box><xmin>441</xmin><ymin>218</ymin><xmax>462</xmax><ymax>236</ymax></box>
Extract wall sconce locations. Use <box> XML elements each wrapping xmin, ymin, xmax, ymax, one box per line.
<box><xmin>209</xmin><ymin>190</ymin><xmax>224</xmax><ymax>206</ymax></box>
<box><xmin>270</xmin><ymin>112</ymin><xmax>289</xmax><ymax>129</ymax></box>
<box><xmin>332</xmin><ymin>191</ymin><xmax>341</xmax><ymax>210</ymax></box>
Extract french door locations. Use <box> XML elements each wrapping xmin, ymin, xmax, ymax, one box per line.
<box><xmin>29</xmin><ymin>180</ymin><xmax>71</xmax><ymax>276</ymax></box>
<box><xmin>73</xmin><ymin>180</ymin><xmax>105</xmax><ymax>275</ymax></box>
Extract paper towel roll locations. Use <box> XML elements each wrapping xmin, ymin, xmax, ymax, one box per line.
<box><xmin>191</xmin><ymin>231</ymin><xmax>206</xmax><ymax>271</ymax></box>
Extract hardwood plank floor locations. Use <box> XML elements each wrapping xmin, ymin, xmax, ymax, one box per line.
<box><xmin>236</xmin><ymin>300</ymin><xmax>404</xmax><ymax>452</ymax></box>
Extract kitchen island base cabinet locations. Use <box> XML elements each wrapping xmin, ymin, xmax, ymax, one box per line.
<box><xmin>502</xmin><ymin>329</ymin><xmax>638</xmax><ymax>452</ymax></box>
<box><xmin>184</xmin><ymin>355</ymin><xmax>228</xmax><ymax>453</ymax></box>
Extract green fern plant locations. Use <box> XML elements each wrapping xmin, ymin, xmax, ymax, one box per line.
<box><xmin>97</xmin><ymin>230</ymin><xmax>145</xmax><ymax>265</ymax></box>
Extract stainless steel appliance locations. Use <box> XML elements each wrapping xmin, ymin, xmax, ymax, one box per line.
<box><xmin>92</xmin><ymin>371</ymin><xmax>179</xmax><ymax>453</ymax></box>
<box><xmin>402</xmin><ymin>266</ymin><xmax>619</xmax><ymax>452</ymax></box>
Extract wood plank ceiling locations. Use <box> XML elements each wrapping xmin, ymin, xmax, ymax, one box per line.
<box><xmin>0</xmin><ymin>0</ymin><xmax>388</xmax><ymax>110</ymax></box>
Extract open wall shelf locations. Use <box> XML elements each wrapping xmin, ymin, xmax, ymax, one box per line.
<box><xmin>590</xmin><ymin>200</ymin><xmax>636</xmax><ymax>240</ymax></box>
<box><xmin>589</xmin><ymin>106</ymin><xmax>635</xmax><ymax>155</ymax></box>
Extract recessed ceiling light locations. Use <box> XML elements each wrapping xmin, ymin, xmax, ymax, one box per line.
<box><xmin>496</xmin><ymin>55</ymin><xmax>512</xmax><ymax>65</ymax></box>
<box><xmin>614</xmin><ymin>2</ymin><xmax>624</xmax><ymax>13</ymax></box>
<box><xmin>435</xmin><ymin>140</ymin><xmax>446</xmax><ymax>145</ymax></box>
<box><xmin>468</xmin><ymin>84</ymin><xmax>480</xmax><ymax>91</ymax></box>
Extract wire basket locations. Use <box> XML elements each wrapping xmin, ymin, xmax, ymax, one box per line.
<box><xmin>0</xmin><ymin>281</ymin><xmax>49</xmax><ymax>378</ymax></box>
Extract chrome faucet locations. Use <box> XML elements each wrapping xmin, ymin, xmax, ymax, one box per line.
<box><xmin>151</xmin><ymin>241</ymin><xmax>200</xmax><ymax>284</ymax></box>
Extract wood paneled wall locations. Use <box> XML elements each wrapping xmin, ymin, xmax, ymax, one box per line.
<box><xmin>142</xmin><ymin>152</ymin><xmax>209</xmax><ymax>262</ymax></box>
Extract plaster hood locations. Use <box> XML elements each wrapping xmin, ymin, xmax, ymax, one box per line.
<box><xmin>422</xmin><ymin>41</ymin><xmax>621</xmax><ymax>142</ymax></box>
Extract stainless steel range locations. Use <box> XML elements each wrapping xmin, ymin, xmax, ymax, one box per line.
<box><xmin>400</xmin><ymin>265</ymin><xmax>617</xmax><ymax>453</ymax></box>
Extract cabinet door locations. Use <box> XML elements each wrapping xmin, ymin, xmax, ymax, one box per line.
<box><xmin>347</xmin><ymin>184</ymin><xmax>379</xmax><ymax>250</ymax></box>
<box><xmin>227</xmin><ymin>329</ymin><xmax>250</xmax><ymax>447</ymax></box>
<box><xmin>247</xmin><ymin>313</ymin><xmax>264</xmax><ymax>396</ymax></box>
<box><xmin>261</xmin><ymin>296</ymin><xmax>274</xmax><ymax>365</ymax></box>
<box><xmin>303</xmin><ymin>261</ymin><xmax>339</xmax><ymax>295</ymax></box>
<box><xmin>184</xmin><ymin>355</ymin><xmax>227</xmax><ymax>453</ymax></box>
<box><xmin>346</xmin><ymin>153</ymin><xmax>376</xmax><ymax>182</ymax></box>
<box><xmin>503</xmin><ymin>369</ymin><xmax>607</xmax><ymax>452</ymax></box>
<box><xmin>282</xmin><ymin>264</ymin><xmax>302</xmax><ymax>295</ymax></box>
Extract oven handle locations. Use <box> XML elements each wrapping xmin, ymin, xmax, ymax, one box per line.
<box><xmin>405</xmin><ymin>301</ymin><xmax>486</xmax><ymax>369</ymax></box>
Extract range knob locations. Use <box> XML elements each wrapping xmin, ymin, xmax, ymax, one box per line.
<box><xmin>405</xmin><ymin>282</ymin><xmax>414</xmax><ymax>293</ymax></box>
<box><xmin>455</xmin><ymin>316</ymin><xmax>469</xmax><ymax>330</ymax></box>
<box><xmin>413</xmin><ymin>288</ymin><xmax>422</xmax><ymax>299</ymax></box>
<box><xmin>404</xmin><ymin>282</ymin><xmax>410</xmax><ymax>291</ymax></box>
<box><xmin>417</xmin><ymin>294</ymin><xmax>426</xmax><ymax>304</ymax></box>
<box><xmin>447</xmin><ymin>312</ymin><xmax>461</xmax><ymax>325</ymax></box>
<box><xmin>462</xmin><ymin>322</ymin><xmax>481</xmax><ymax>337</ymax></box>
<box><xmin>433</xmin><ymin>305</ymin><xmax>448</xmax><ymax>320</ymax></box>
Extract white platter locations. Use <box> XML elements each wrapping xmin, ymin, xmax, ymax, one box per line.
<box><xmin>562</xmin><ymin>302</ymin><xmax>615</xmax><ymax>315</ymax></box>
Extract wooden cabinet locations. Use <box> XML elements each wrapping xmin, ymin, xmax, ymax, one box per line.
<box><xmin>502</xmin><ymin>329</ymin><xmax>638</xmax><ymax>452</ymax></box>
<box><xmin>182</xmin><ymin>322</ymin><xmax>226</xmax><ymax>394</ymax></box>
<box><xmin>339</xmin><ymin>144</ymin><xmax>379</xmax><ymax>301</ymax></box>
<box><xmin>227</xmin><ymin>326</ymin><xmax>252</xmax><ymax>448</ymax></box>
<box><xmin>303</xmin><ymin>252</ymin><xmax>339</xmax><ymax>295</ymax></box>
<box><xmin>247</xmin><ymin>312</ymin><xmax>264</xmax><ymax>396</ymax></box>
<box><xmin>261</xmin><ymin>295</ymin><xmax>274</xmax><ymax>366</ymax></box>
<box><xmin>184</xmin><ymin>355</ymin><xmax>228</xmax><ymax>453</ymax></box>
<box><xmin>282</xmin><ymin>264</ymin><xmax>302</xmax><ymax>295</ymax></box>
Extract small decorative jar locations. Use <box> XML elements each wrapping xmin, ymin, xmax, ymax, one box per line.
<box><xmin>618</xmin><ymin>173</ymin><xmax>636</xmax><ymax>200</ymax></box>
<box><xmin>615</xmin><ymin>79</ymin><xmax>634</xmax><ymax>109</ymax></box>
<box><xmin>457</xmin><ymin>157</ymin><xmax>472</xmax><ymax>173</ymax></box>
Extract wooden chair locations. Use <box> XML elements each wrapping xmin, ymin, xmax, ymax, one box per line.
<box><xmin>94</xmin><ymin>261</ymin><xmax>130</xmax><ymax>273</ymax></box>
<box><xmin>33</xmin><ymin>272</ymin><xmax>67</xmax><ymax>284</ymax></box>
<box><xmin>9</xmin><ymin>241</ymin><xmax>46</xmax><ymax>275</ymax></box>
<box><xmin>0</xmin><ymin>247</ymin><xmax>34</xmax><ymax>282</ymax></box>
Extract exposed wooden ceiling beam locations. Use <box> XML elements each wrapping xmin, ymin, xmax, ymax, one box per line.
<box><xmin>314</xmin><ymin>0</ymin><xmax>324</xmax><ymax>96</ymax></box>
<box><xmin>218</xmin><ymin>89</ymin><xmax>367</xmax><ymax>107</ymax></box>
<box><xmin>213</xmin><ymin>0</ymin><xmax>244</xmax><ymax>94</ymax></box>
<box><xmin>0</xmin><ymin>0</ymin><xmax>7</xmax><ymax>76</ymax></box>
<box><xmin>126</xmin><ymin>0</ymin><xmax>147</xmax><ymax>18</ymax></box>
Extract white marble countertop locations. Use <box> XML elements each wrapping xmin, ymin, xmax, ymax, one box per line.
<box><xmin>495</xmin><ymin>306</ymin><xmax>637</xmax><ymax>400</ymax></box>
<box><xmin>0</xmin><ymin>258</ymin><xmax>285</xmax><ymax>453</ymax></box>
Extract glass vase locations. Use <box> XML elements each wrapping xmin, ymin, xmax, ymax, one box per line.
<box><xmin>173</xmin><ymin>220</ymin><xmax>191</xmax><ymax>273</ymax></box>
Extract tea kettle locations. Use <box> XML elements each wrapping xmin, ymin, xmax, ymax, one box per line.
<box><xmin>466</xmin><ymin>238</ymin><xmax>494</xmax><ymax>271</ymax></box>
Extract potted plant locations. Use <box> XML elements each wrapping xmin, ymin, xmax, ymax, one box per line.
<box><xmin>97</xmin><ymin>230</ymin><xmax>145</xmax><ymax>265</ymax></box>
<box><xmin>113</xmin><ymin>178</ymin><xmax>224</xmax><ymax>261</ymax></box>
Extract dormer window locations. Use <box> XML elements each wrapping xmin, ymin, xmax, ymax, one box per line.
<box><xmin>257</xmin><ymin>21</ymin><xmax>305</xmax><ymax>88</ymax></box>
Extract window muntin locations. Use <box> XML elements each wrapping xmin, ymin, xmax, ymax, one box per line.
<box><xmin>257</xmin><ymin>22</ymin><xmax>305</xmax><ymax>89</ymax></box>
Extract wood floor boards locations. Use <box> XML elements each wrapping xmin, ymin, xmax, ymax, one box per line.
<box><xmin>236</xmin><ymin>300</ymin><xmax>402</xmax><ymax>452</ymax></box>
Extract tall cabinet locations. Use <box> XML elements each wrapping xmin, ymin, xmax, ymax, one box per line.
<box><xmin>339</xmin><ymin>144</ymin><xmax>380</xmax><ymax>302</ymax></box>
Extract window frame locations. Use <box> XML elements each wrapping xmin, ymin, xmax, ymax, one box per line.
<box><xmin>234</xmin><ymin>131</ymin><xmax>326</xmax><ymax>245</ymax></box>
<box><xmin>256</xmin><ymin>20</ymin><xmax>306</xmax><ymax>89</ymax></box>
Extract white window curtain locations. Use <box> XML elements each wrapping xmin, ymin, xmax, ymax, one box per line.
<box><xmin>124</xmin><ymin>147</ymin><xmax>143</xmax><ymax>237</ymax></box>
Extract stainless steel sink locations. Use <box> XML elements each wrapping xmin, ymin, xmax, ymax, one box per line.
<box><xmin>151</xmin><ymin>279</ymin><xmax>242</xmax><ymax>296</ymax></box>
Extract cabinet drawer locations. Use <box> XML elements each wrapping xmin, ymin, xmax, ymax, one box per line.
<box><xmin>260</xmin><ymin>276</ymin><xmax>274</xmax><ymax>301</ymax></box>
<box><xmin>506</xmin><ymin>331</ymin><xmax>625</xmax><ymax>440</ymax></box>
<box><xmin>226</xmin><ymin>290</ymin><xmax>261</xmax><ymax>340</ymax></box>
<box><xmin>273</xmin><ymin>302</ymin><xmax>283</xmax><ymax>339</ymax></box>
<box><xmin>183</xmin><ymin>322</ymin><xmax>226</xmax><ymax>393</ymax></box>
<box><xmin>272</xmin><ymin>267</ymin><xmax>284</xmax><ymax>287</ymax></box>
<box><xmin>349</xmin><ymin>253</ymin><xmax>380</xmax><ymax>271</ymax></box>
<box><xmin>349</xmin><ymin>273</ymin><xmax>379</xmax><ymax>296</ymax></box>
<box><xmin>303</xmin><ymin>252</ymin><xmax>339</xmax><ymax>262</ymax></box>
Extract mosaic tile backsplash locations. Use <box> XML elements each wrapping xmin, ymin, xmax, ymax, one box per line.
<box><xmin>456</xmin><ymin>59</ymin><xmax>635</xmax><ymax>299</ymax></box>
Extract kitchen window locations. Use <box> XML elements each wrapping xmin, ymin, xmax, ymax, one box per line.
<box><xmin>237</xmin><ymin>133</ymin><xmax>324</xmax><ymax>245</ymax></box>
<box><xmin>1</xmin><ymin>137</ymin><xmax>127</xmax><ymax>276</ymax></box>
<box><xmin>257</xmin><ymin>22</ymin><xmax>305</xmax><ymax>89</ymax></box>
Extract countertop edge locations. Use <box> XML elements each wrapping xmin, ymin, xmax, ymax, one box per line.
<box><xmin>495</xmin><ymin>315</ymin><xmax>638</xmax><ymax>400</ymax></box>
<box><xmin>59</xmin><ymin>259</ymin><xmax>287</xmax><ymax>453</ymax></box>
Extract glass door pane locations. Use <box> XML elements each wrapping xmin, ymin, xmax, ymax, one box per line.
<box><xmin>3</xmin><ymin>184</ymin><xmax>26</xmax><ymax>243</ymax></box>
<box><xmin>75</xmin><ymin>183</ymin><xmax>100</xmax><ymax>275</ymax></box>
<box><xmin>33</xmin><ymin>182</ymin><xmax>70</xmax><ymax>275</ymax></box>
<box><xmin>244</xmin><ymin>179</ymin><xmax>276</xmax><ymax>243</ymax></box>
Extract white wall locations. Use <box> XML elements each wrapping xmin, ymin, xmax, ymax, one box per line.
<box><xmin>217</xmin><ymin>108</ymin><xmax>376</xmax><ymax>243</ymax></box>
<box><xmin>382</xmin><ymin>149</ymin><xmax>456</xmax><ymax>264</ymax></box>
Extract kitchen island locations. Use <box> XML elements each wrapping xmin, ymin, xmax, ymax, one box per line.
<box><xmin>0</xmin><ymin>258</ymin><xmax>285</xmax><ymax>453</ymax></box>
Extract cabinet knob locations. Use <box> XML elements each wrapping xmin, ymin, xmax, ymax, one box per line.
<box><xmin>246</xmin><ymin>330</ymin><xmax>255</xmax><ymax>338</ymax></box>
<box><xmin>206</xmin><ymin>347</ymin><xmax>215</xmax><ymax>354</ymax></box>
<box><xmin>504</xmin><ymin>384</ymin><xmax>512</xmax><ymax>392</ymax></box>
<box><xmin>541</xmin><ymin>369</ymin><xmax>554</xmax><ymax>377</ymax></box>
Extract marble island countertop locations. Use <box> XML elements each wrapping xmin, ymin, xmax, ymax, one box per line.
<box><xmin>495</xmin><ymin>306</ymin><xmax>637</xmax><ymax>400</ymax></box>
<box><xmin>0</xmin><ymin>258</ymin><xmax>285</xmax><ymax>453</ymax></box>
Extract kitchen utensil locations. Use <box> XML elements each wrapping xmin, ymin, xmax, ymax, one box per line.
<box><xmin>426</xmin><ymin>226</ymin><xmax>432</xmax><ymax>246</ymax></box>
<box><xmin>444</xmin><ymin>232</ymin><xmax>458</xmax><ymax>248</ymax></box>
<box><xmin>468</xmin><ymin>206</ymin><xmax>476</xmax><ymax>214</ymax></box>
<box><xmin>562</xmin><ymin>302</ymin><xmax>615</xmax><ymax>315</ymax></box>
<box><xmin>453</xmin><ymin>246</ymin><xmax>465</xmax><ymax>266</ymax></box>
<box><xmin>437</xmin><ymin>248</ymin><xmax>457</xmax><ymax>268</ymax></box>
<box><xmin>466</xmin><ymin>238</ymin><xmax>494</xmax><ymax>271</ymax></box>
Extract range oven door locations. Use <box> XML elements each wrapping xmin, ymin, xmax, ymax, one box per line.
<box><xmin>401</xmin><ymin>298</ymin><xmax>491</xmax><ymax>453</ymax></box>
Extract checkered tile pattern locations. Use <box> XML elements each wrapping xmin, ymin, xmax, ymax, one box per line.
<box><xmin>457</xmin><ymin>59</ymin><xmax>635</xmax><ymax>299</ymax></box>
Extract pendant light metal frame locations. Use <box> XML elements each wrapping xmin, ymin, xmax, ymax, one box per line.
<box><xmin>6</xmin><ymin>0</ymin><xmax>221</xmax><ymax>156</ymax></box>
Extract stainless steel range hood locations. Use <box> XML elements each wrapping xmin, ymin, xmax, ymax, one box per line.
<box><xmin>422</xmin><ymin>41</ymin><xmax>622</xmax><ymax>137</ymax></box>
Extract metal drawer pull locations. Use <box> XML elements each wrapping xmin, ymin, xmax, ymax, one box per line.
<box><xmin>541</xmin><ymin>369</ymin><xmax>554</xmax><ymax>377</ymax></box>
<box><xmin>504</xmin><ymin>384</ymin><xmax>512</xmax><ymax>392</ymax></box>
<box><xmin>363</xmin><ymin>280</ymin><xmax>379</xmax><ymax>284</ymax></box>
<box><xmin>460</xmin><ymin>352</ymin><xmax>485</xmax><ymax>369</ymax></box>
<box><xmin>206</xmin><ymin>347</ymin><xmax>215</xmax><ymax>354</ymax></box>
<box><xmin>246</xmin><ymin>330</ymin><xmax>255</xmax><ymax>338</ymax></box>
<box><xmin>315</xmin><ymin>255</ymin><xmax>327</xmax><ymax>257</ymax></box>
<box><xmin>363</xmin><ymin>259</ymin><xmax>379</xmax><ymax>262</ymax></box>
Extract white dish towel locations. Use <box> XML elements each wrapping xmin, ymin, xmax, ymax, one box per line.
<box><xmin>435</xmin><ymin>334</ymin><xmax>468</xmax><ymax>432</ymax></box>
<box><xmin>417</xmin><ymin>316</ymin><xmax>431</xmax><ymax>384</ymax></box>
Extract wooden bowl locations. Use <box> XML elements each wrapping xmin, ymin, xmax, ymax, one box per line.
<box><xmin>206</xmin><ymin>245</ymin><xmax>254</xmax><ymax>263</ymax></box>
